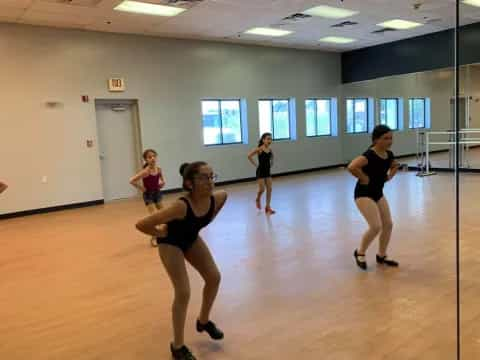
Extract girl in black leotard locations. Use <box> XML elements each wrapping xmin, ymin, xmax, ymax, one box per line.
<box><xmin>348</xmin><ymin>125</ymin><xmax>400</xmax><ymax>271</ymax></box>
<box><xmin>136</xmin><ymin>162</ymin><xmax>227</xmax><ymax>360</ymax></box>
<box><xmin>247</xmin><ymin>133</ymin><xmax>275</xmax><ymax>215</ymax></box>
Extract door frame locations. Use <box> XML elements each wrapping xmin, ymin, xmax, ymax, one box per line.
<box><xmin>94</xmin><ymin>99</ymin><xmax>143</xmax><ymax>200</ymax></box>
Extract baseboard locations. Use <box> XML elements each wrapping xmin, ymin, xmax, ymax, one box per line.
<box><xmin>0</xmin><ymin>164</ymin><xmax>347</xmax><ymax>220</ymax></box>
<box><xmin>4</xmin><ymin>151</ymin><xmax>473</xmax><ymax>220</ymax></box>
<box><xmin>217</xmin><ymin>163</ymin><xmax>347</xmax><ymax>186</ymax></box>
<box><xmin>0</xmin><ymin>199</ymin><xmax>105</xmax><ymax>220</ymax></box>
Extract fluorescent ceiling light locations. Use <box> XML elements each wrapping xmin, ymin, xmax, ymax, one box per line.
<box><xmin>319</xmin><ymin>36</ymin><xmax>356</xmax><ymax>44</ymax></box>
<box><xmin>303</xmin><ymin>5</ymin><xmax>358</xmax><ymax>19</ymax></box>
<box><xmin>377</xmin><ymin>19</ymin><xmax>423</xmax><ymax>30</ymax></box>
<box><xmin>463</xmin><ymin>0</ymin><xmax>480</xmax><ymax>7</ymax></box>
<box><xmin>244</xmin><ymin>27</ymin><xmax>292</xmax><ymax>37</ymax></box>
<box><xmin>114</xmin><ymin>1</ymin><xmax>186</xmax><ymax>17</ymax></box>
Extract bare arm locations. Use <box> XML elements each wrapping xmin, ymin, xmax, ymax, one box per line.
<box><xmin>129</xmin><ymin>169</ymin><xmax>147</xmax><ymax>192</ymax></box>
<box><xmin>387</xmin><ymin>160</ymin><xmax>400</xmax><ymax>181</ymax></box>
<box><xmin>136</xmin><ymin>200</ymin><xmax>186</xmax><ymax>237</ymax></box>
<box><xmin>247</xmin><ymin>147</ymin><xmax>260</xmax><ymax>167</ymax></box>
<box><xmin>212</xmin><ymin>190</ymin><xmax>228</xmax><ymax>219</ymax></box>
<box><xmin>347</xmin><ymin>156</ymin><xmax>370</xmax><ymax>184</ymax></box>
<box><xmin>0</xmin><ymin>181</ymin><xmax>8</xmax><ymax>194</ymax></box>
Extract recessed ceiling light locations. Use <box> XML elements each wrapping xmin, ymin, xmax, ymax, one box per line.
<box><xmin>303</xmin><ymin>5</ymin><xmax>358</xmax><ymax>19</ymax></box>
<box><xmin>114</xmin><ymin>1</ymin><xmax>186</xmax><ymax>17</ymax></box>
<box><xmin>463</xmin><ymin>0</ymin><xmax>480</xmax><ymax>7</ymax></box>
<box><xmin>244</xmin><ymin>27</ymin><xmax>293</xmax><ymax>37</ymax></box>
<box><xmin>377</xmin><ymin>19</ymin><xmax>423</xmax><ymax>30</ymax></box>
<box><xmin>319</xmin><ymin>36</ymin><xmax>356</xmax><ymax>44</ymax></box>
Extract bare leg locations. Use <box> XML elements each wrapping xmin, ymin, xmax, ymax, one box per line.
<box><xmin>158</xmin><ymin>245</ymin><xmax>190</xmax><ymax>349</ymax></box>
<box><xmin>185</xmin><ymin>237</ymin><xmax>221</xmax><ymax>324</ymax></box>
<box><xmin>146</xmin><ymin>203</ymin><xmax>156</xmax><ymax>214</ymax></box>
<box><xmin>256</xmin><ymin>179</ymin><xmax>265</xmax><ymax>209</ymax></box>
<box><xmin>265</xmin><ymin>177</ymin><xmax>274</xmax><ymax>211</ymax></box>
<box><xmin>377</xmin><ymin>197</ymin><xmax>394</xmax><ymax>257</ymax></box>
<box><xmin>355</xmin><ymin>198</ymin><xmax>382</xmax><ymax>255</ymax></box>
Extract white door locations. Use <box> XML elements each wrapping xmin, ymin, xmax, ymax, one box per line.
<box><xmin>96</xmin><ymin>103</ymin><xmax>139</xmax><ymax>201</ymax></box>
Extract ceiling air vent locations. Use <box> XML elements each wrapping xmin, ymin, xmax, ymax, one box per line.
<box><xmin>331</xmin><ymin>21</ymin><xmax>358</xmax><ymax>28</ymax></box>
<box><xmin>425</xmin><ymin>18</ymin><xmax>442</xmax><ymax>24</ymax></box>
<box><xmin>41</xmin><ymin>0</ymin><xmax>102</xmax><ymax>7</ymax></box>
<box><xmin>273</xmin><ymin>13</ymin><xmax>312</xmax><ymax>27</ymax></box>
<box><xmin>158</xmin><ymin>0</ymin><xmax>204</xmax><ymax>7</ymax></box>
<box><xmin>371</xmin><ymin>28</ymin><xmax>398</xmax><ymax>34</ymax></box>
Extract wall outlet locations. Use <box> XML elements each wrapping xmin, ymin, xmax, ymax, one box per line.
<box><xmin>42</xmin><ymin>176</ymin><xmax>48</xmax><ymax>183</ymax></box>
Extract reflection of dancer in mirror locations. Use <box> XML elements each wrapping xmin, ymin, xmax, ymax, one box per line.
<box><xmin>136</xmin><ymin>162</ymin><xmax>227</xmax><ymax>360</ymax></box>
<box><xmin>0</xmin><ymin>181</ymin><xmax>8</xmax><ymax>194</ymax></box>
<box><xmin>248</xmin><ymin>132</ymin><xmax>276</xmax><ymax>215</ymax></box>
<box><xmin>130</xmin><ymin>149</ymin><xmax>165</xmax><ymax>247</ymax></box>
<box><xmin>348</xmin><ymin>125</ymin><xmax>400</xmax><ymax>270</ymax></box>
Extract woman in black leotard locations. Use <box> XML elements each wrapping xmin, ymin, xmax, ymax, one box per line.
<box><xmin>348</xmin><ymin>125</ymin><xmax>400</xmax><ymax>270</ymax></box>
<box><xmin>136</xmin><ymin>162</ymin><xmax>227</xmax><ymax>360</ymax></box>
<box><xmin>247</xmin><ymin>133</ymin><xmax>275</xmax><ymax>214</ymax></box>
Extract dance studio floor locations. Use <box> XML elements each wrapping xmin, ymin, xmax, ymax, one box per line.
<box><xmin>2</xmin><ymin>169</ymin><xmax>480</xmax><ymax>360</ymax></box>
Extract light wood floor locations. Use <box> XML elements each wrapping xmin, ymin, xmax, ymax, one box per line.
<box><xmin>1</xmin><ymin>169</ymin><xmax>480</xmax><ymax>360</ymax></box>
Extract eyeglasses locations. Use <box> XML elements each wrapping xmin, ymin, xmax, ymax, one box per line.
<box><xmin>194</xmin><ymin>173</ymin><xmax>219</xmax><ymax>182</ymax></box>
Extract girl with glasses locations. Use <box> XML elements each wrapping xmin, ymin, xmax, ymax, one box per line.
<box><xmin>136</xmin><ymin>162</ymin><xmax>227</xmax><ymax>360</ymax></box>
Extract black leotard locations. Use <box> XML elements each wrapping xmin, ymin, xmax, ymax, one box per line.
<box><xmin>354</xmin><ymin>149</ymin><xmax>394</xmax><ymax>202</ymax></box>
<box><xmin>256</xmin><ymin>151</ymin><xmax>272</xmax><ymax>179</ymax></box>
<box><xmin>157</xmin><ymin>196</ymin><xmax>215</xmax><ymax>253</ymax></box>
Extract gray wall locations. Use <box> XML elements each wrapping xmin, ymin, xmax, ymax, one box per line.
<box><xmin>340</xmin><ymin>69</ymin><xmax>456</xmax><ymax>162</ymax></box>
<box><xmin>0</xmin><ymin>23</ymin><xmax>342</xmax><ymax>215</ymax></box>
<box><xmin>340</xmin><ymin>65</ymin><xmax>480</xmax><ymax>162</ymax></box>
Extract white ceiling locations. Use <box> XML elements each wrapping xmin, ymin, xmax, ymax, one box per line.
<box><xmin>1</xmin><ymin>0</ymin><xmax>480</xmax><ymax>52</ymax></box>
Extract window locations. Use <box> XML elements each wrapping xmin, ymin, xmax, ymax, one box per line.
<box><xmin>379</xmin><ymin>98</ymin><xmax>399</xmax><ymax>130</ymax></box>
<box><xmin>306</xmin><ymin>99</ymin><xmax>332</xmax><ymax>136</ymax></box>
<box><xmin>258</xmin><ymin>99</ymin><xmax>292</xmax><ymax>140</ymax></box>
<box><xmin>409</xmin><ymin>98</ymin><xmax>427</xmax><ymax>129</ymax></box>
<box><xmin>202</xmin><ymin>100</ymin><xmax>243</xmax><ymax>145</ymax></box>
<box><xmin>346</xmin><ymin>98</ymin><xmax>369</xmax><ymax>133</ymax></box>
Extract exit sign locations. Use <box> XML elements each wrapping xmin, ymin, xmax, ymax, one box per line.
<box><xmin>108</xmin><ymin>78</ymin><xmax>125</xmax><ymax>92</ymax></box>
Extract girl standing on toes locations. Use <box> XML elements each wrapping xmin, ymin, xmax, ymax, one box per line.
<box><xmin>136</xmin><ymin>162</ymin><xmax>227</xmax><ymax>360</ymax></box>
<box><xmin>130</xmin><ymin>149</ymin><xmax>166</xmax><ymax>247</ymax></box>
<box><xmin>248</xmin><ymin>132</ymin><xmax>275</xmax><ymax>215</ymax></box>
<box><xmin>348</xmin><ymin>125</ymin><xmax>400</xmax><ymax>271</ymax></box>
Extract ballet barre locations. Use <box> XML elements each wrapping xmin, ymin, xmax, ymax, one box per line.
<box><xmin>421</xmin><ymin>129</ymin><xmax>480</xmax><ymax>175</ymax></box>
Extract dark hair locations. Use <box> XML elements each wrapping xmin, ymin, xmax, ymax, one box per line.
<box><xmin>179</xmin><ymin>161</ymin><xmax>208</xmax><ymax>191</ymax></box>
<box><xmin>371</xmin><ymin>125</ymin><xmax>392</xmax><ymax>145</ymax></box>
<box><xmin>142</xmin><ymin>149</ymin><xmax>157</xmax><ymax>168</ymax></box>
<box><xmin>258</xmin><ymin>132</ymin><xmax>272</xmax><ymax>147</ymax></box>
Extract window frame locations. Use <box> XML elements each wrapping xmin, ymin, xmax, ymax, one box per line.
<box><xmin>346</xmin><ymin>98</ymin><xmax>369</xmax><ymax>134</ymax></box>
<box><xmin>305</xmin><ymin>98</ymin><xmax>333</xmax><ymax>137</ymax></box>
<box><xmin>201</xmin><ymin>98</ymin><xmax>243</xmax><ymax>147</ymax></box>
<box><xmin>258</xmin><ymin>98</ymin><xmax>292</xmax><ymax>141</ymax></box>
<box><xmin>379</xmin><ymin>98</ymin><xmax>400</xmax><ymax>130</ymax></box>
<box><xmin>409</xmin><ymin>97</ymin><xmax>427</xmax><ymax>129</ymax></box>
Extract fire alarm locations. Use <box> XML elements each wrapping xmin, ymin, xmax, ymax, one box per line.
<box><xmin>82</xmin><ymin>95</ymin><xmax>89</xmax><ymax>103</ymax></box>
